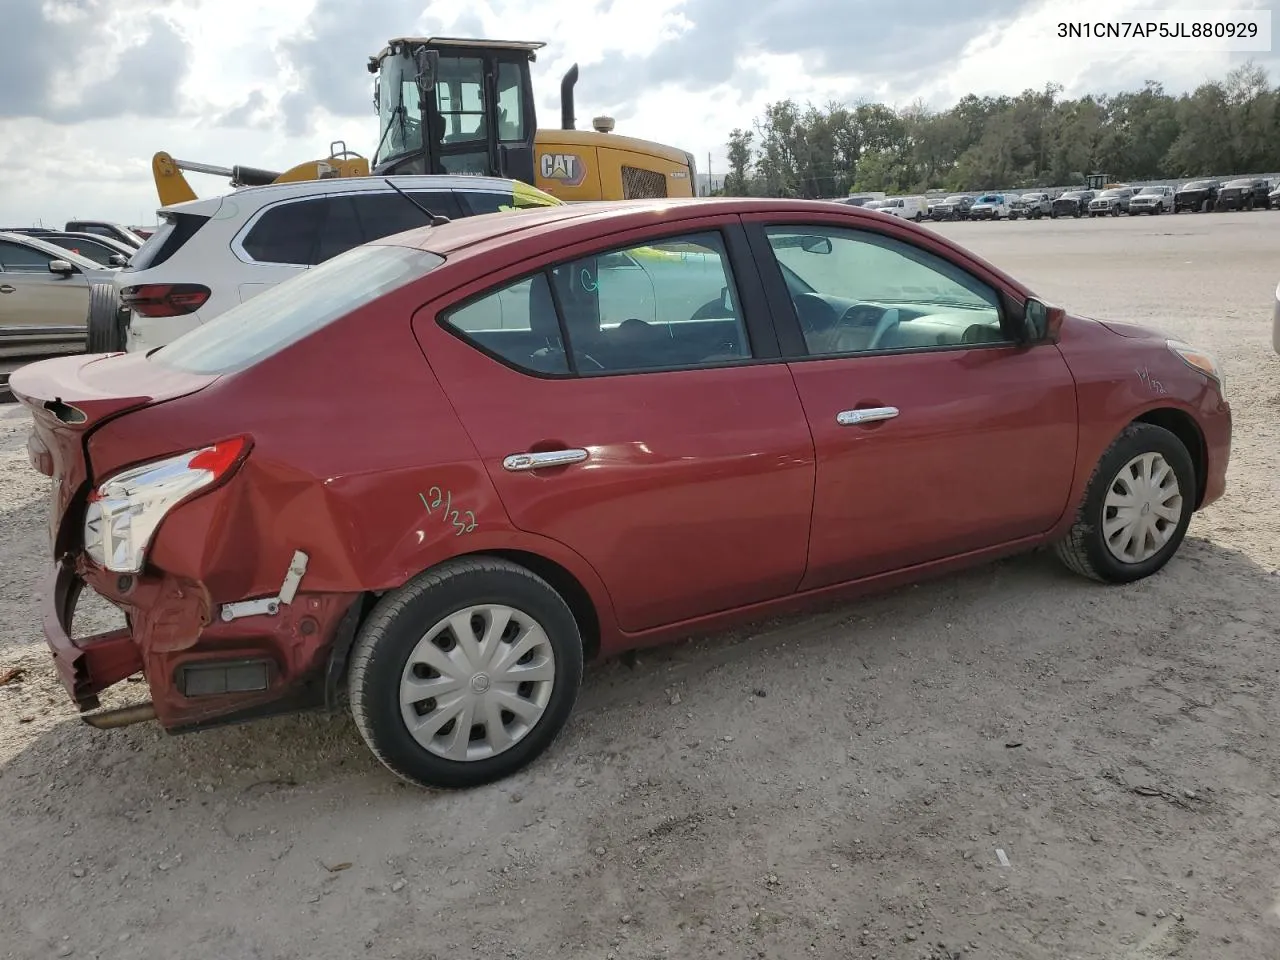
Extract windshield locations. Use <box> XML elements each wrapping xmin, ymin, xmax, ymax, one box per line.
<box><xmin>152</xmin><ymin>244</ymin><xmax>443</xmax><ymax>375</ymax></box>
<box><xmin>977</xmin><ymin>195</ymin><xmax>1000</xmax><ymax>203</ymax></box>
<box><xmin>1137</xmin><ymin>187</ymin><xmax>1163</xmax><ymax>195</ymax></box>
<box><xmin>1225</xmin><ymin>179</ymin><xmax>1253</xmax><ymax>187</ymax></box>
<box><xmin>1100</xmin><ymin>189</ymin><xmax>1125</xmax><ymax>198</ymax></box>
<box><xmin>1184</xmin><ymin>181</ymin><xmax>1213</xmax><ymax>190</ymax></box>
<box><xmin>374</xmin><ymin>52</ymin><xmax>424</xmax><ymax>166</ymax></box>
<box><xmin>945</xmin><ymin>196</ymin><xmax>966</xmax><ymax>203</ymax></box>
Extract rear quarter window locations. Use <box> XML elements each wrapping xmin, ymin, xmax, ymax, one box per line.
<box><xmin>125</xmin><ymin>212</ymin><xmax>209</xmax><ymax>270</ymax></box>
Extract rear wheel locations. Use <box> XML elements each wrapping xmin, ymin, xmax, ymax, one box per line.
<box><xmin>85</xmin><ymin>283</ymin><xmax>127</xmax><ymax>353</ymax></box>
<box><xmin>348</xmin><ymin>557</ymin><xmax>584</xmax><ymax>789</ymax></box>
<box><xmin>1054</xmin><ymin>423</ymin><xmax>1196</xmax><ymax>584</ymax></box>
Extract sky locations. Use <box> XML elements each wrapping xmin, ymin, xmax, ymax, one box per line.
<box><xmin>1</xmin><ymin>0</ymin><xmax>1275</xmax><ymax>226</ymax></box>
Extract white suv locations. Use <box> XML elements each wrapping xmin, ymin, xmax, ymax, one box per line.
<box><xmin>116</xmin><ymin>175</ymin><xmax>562</xmax><ymax>352</ymax></box>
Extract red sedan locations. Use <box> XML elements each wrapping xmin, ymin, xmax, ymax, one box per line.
<box><xmin>11</xmin><ymin>197</ymin><xmax>1231</xmax><ymax>789</ymax></box>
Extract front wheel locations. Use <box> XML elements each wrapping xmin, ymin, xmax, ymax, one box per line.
<box><xmin>348</xmin><ymin>557</ymin><xmax>584</xmax><ymax>789</ymax></box>
<box><xmin>1054</xmin><ymin>423</ymin><xmax>1196</xmax><ymax>584</ymax></box>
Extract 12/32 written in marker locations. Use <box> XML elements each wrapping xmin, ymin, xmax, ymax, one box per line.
<box><xmin>420</xmin><ymin>487</ymin><xmax>478</xmax><ymax>536</ymax></box>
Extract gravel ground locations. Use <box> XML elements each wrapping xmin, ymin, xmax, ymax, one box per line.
<box><xmin>2</xmin><ymin>211</ymin><xmax>1278</xmax><ymax>960</ymax></box>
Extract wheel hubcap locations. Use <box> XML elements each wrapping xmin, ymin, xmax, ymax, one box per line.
<box><xmin>399</xmin><ymin>604</ymin><xmax>556</xmax><ymax>762</ymax></box>
<box><xmin>1102</xmin><ymin>452</ymin><xmax>1183</xmax><ymax>564</ymax></box>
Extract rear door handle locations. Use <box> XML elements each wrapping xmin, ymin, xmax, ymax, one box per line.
<box><xmin>836</xmin><ymin>406</ymin><xmax>899</xmax><ymax>426</ymax></box>
<box><xmin>502</xmin><ymin>448</ymin><xmax>589</xmax><ymax>472</ymax></box>
<box><xmin>0</xmin><ymin>285</ymin><xmax>14</xmax><ymax>294</ymax></box>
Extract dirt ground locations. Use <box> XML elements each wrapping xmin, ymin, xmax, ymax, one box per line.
<box><xmin>2</xmin><ymin>211</ymin><xmax>1278</xmax><ymax>960</ymax></box>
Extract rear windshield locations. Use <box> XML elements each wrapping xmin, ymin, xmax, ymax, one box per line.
<box><xmin>151</xmin><ymin>243</ymin><xmax>443</xmax><ymax>375</ymax></box>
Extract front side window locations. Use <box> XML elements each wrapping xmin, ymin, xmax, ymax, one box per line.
<box><xmin>764</xmin><ymin>225</ymin><xmax>1005</xmax><ymax>356</ymax></box>
<box><xmin>154</xmin><ymin>244</ymin><xmax>443</xmax><ymax>375</ymax></box>
<box><xmin>440</xmin><ymin>230</ymin><xmax>752</xmax><ymax>376</ymax></box>
<box><xmin>0</xmin><ymin>240</ymin><xmax>56</xmax><ymax>272</ymax></box>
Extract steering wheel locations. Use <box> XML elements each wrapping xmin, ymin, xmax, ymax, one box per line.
<box><xmin>866</xmin><ymin>307</ymin><xmax>901</xmax><ymax>351</ymax></box>
<box><xmin>791</xmin><ymin>292</ymin><xmax>839</xmax><ymax>335</ymax></box>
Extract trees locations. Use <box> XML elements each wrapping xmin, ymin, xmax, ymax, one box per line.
<box><xmin>722</xmin><ymin>61</ymin><xmax>1280</xmax><ymax>196</ymax></box>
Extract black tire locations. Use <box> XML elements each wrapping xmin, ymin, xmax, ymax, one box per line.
<box><xmin>85</xmin><ymin>283</ymin><xmax>127</xmax><ymax>353</ymax></box>
<box><xmin>348</xmin><ymin>557</ymin><xmax>584</xmax><ymax>789</ymax></box>
<box><xmin>1054</xmin><ymin>423</ymin><xmax>1196</xmax><ymax>584</ymax></box>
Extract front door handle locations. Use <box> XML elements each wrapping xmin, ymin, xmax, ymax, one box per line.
<box><xmin>0</xmin><ymin>285</ymin><xmax>14</xmax><ymax>294</ymax></box>
<box><xmin>502</xmin><ymin>448</ymin><xmax>589</xmax><ymax>472</ymax></box>
<box><xmin>836</xmin><ymin>406</ymin><xmax>899</xmax><ymax>426</ymax></box>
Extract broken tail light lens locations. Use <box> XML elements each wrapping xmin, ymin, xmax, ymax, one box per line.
<box><xmin>84</xmin><ymin>437</ymin><xmax>249</xmax><ymax>573</ymax></box>
<box><xmin>120</xmin><ymin>283</ymin><xmax>211</xmax><ymax>317</ymax></box>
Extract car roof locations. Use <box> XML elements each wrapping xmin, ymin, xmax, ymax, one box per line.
<box><xmin>386</xmin><ymin>195</ymin><xmax>945</xmax><ymax>256</ymax></box>
<box><xmin>160</xmin><ymin>174</ymin><xmax>552</xmax><ymax>216</ymax></box>
<box><xmin>0</xmin><ymin>230</ymin><xmax>104</xmax><ymax>269</ymax></box>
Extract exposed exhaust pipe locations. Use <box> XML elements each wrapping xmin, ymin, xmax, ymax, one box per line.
<box><xmin>82</xmin><ymin>702</ymin><xmax>157</xmax><ymax>729</ymax></box>
<box><xmin>561</xmin><ymin>63</ymin><xmax>579</xmax><ymax>130</ymax></box>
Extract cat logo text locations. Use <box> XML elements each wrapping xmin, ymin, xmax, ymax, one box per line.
<box><xmin>539</xmin><ymin>152</ymin><xmax>587</xmax><ymax>187</ymax></box>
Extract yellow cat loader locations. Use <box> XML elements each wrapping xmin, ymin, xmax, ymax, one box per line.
<box><xmin>153</xmin><ymin>37</ymin><xmax>696</xmax><ymax>207</ymax></box>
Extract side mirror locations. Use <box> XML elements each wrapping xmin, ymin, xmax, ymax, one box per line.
<box><xmin>800</xmin><ymin>235</ymin><xmax>832</xmax><ymax>254</ymax></box>
<box><xmin>109</xmin><ymin>253</ymin><xmax>128</xmax><ymax>267</ymax></box>
<box><xmin>1023</xmin><ymin>297</ymin><xmax>1066</xmax><ymax>343</ymax></box>
<box><xmin>413</xmin><ymin>48</ymin><xmax>439</xmax><ymax>95</ymax></box>
<box><xmin>48</xmin><ymin>259</ymin><xmax>75</xmax><ymax>276</ymax></box>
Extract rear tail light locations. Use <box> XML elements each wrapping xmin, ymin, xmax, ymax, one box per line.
<box><xmin>120</xmin><ymin>283</ymin><xmax>211</xmax><ymax>318</ymax></box>
<box><xmin>84</xmin><ymin>437</ymin><xmax>249</xmax><ymax>573</ymax></box>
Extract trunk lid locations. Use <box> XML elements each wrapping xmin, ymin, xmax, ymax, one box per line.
<box><xmin>9</xmin><ymin>351</ymin><xmax>217</xmax><ymax>552</ymax></box>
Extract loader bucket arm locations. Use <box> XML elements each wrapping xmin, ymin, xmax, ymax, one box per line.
<box><xmin>152</xmin><ymin>152</ymin><xmax>199</xmax><ymax>207</ymax></box>
<box><xmin>150</xmin><ymin>147</ymin><xmax>371</xmax><ymax>206</ymax></box>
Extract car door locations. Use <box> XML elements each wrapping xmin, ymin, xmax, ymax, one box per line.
<box><xmin>743</xmin><ymin>213</ymin><xmax>1078</xmax><ymax>591</ymax></box>
<box><xmin>0</xmin><ymin>240</ymin><xmax>90</xmax><ymax>343</ymax></box>
<box><xmin>414</xmin><ymin>217</ymin><xmax>817</xmax><ymax>633</ymax></box>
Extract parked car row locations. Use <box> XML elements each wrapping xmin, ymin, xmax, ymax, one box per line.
<box><xmin>911</xmin><ymin>177</ymin><xmax>1277</xmax><ymax>221</ymax></box>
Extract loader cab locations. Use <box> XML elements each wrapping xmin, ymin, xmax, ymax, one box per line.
<box><xmin>369</xmin><ymin>37</ymin><xmax>541</xmax><ymax>186</ymax></box>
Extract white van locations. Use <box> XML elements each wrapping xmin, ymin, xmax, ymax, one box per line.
<box><xmin>874</xmin><ymin>196</ymin><xmax>928</xmax><ymax>220</ymax></box>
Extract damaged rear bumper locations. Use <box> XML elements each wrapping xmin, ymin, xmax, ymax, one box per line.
<box><xmin>43</xmin><ymin>561</ymin><xmax>143</xmax><ymax>712</ymax></box>
<box><xmin>40</xmin><ymin>557</ymin><xmax>363</xmax><ymax>731</ymax></box>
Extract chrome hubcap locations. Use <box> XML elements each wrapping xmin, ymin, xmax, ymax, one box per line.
<box><xmin>399</xmin><ymin>604</ymin><xmax>556</xmax><ymax>762</ymax></box>
<box><xmin>1102</xmin><ymin>452</ymin><xmax>1183</xmax><ymax>564</ymax></box>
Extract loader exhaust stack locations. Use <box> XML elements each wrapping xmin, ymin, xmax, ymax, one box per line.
<box><xmin>561</xmin><ymin>64</ymin><xmax>579</xmax><ymax>130</ymax></box>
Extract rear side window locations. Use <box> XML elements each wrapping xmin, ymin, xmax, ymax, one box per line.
<box><xmin>440</xmin><ymin>230</ymin><xmax>751</xmax><ymax>376</ymax></box>
<box><xmin>443</xmin><ymin>273</ymin><xmax>570</xmax><ymax>374</ymax></box>
<box><xmin>240</xmin><ymin>199</ymin><xmax>327</xmax><ymax>265</ymax></box>
<box><xmin>152</xmin><ymin>244</ymin><xmax>444</xmax><ymax>375</ymax></box>
<box><xmin>129</xmin><ymin>213</ymin><xmax>209</xmax><ymax>271</ymax></box>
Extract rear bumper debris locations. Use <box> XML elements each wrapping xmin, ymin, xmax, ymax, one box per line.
<box><xmin>39</xmin><ymin>557</ymin><xmax>362</xmax><ymax>730</ymax></box>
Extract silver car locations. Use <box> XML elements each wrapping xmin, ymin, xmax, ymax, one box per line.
<box><xmin>0</xmin><ymin>232</ymin><xmax>117</xmax><ymax>358</ymax></box>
